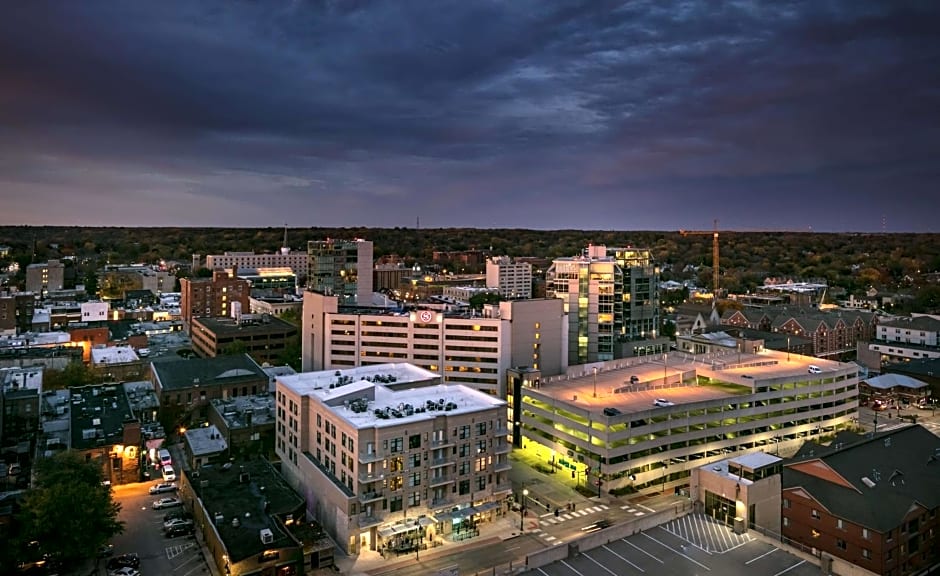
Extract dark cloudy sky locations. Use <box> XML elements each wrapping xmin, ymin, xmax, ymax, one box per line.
<box><xmin>2</xmin><ymin>1</ymin><xmax>938</xmax><ymax>232</ymax></box>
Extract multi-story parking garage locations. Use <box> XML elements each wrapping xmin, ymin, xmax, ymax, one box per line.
<box><xmin>510</xmin><ymin>350</ymin><xmax>858</xmax><ymax>493</ymax></box>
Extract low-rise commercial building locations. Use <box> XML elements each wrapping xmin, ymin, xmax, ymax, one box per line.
<box><xmin>276</xmin><ymin>363</ymin><xmax>512</xmax><ymax>556</ymax></box>
<box><xmin>190</xmin><ymin>315</ymin><xmax>297</xmax><ymax>364</ymax></box>
<box><xmin>209</xmin><ymin>393</ymin><xmax>276</xmax><ymax>459</ymax></box>
<box><xmin>690</xmin><ymin>452</ymin><xmax>783</xmax><ymax>534</ymax></box>
<box><xmin>68</xmin><ymin>383</ymin><xmax>141</xmax><ymax>485</ymax></box>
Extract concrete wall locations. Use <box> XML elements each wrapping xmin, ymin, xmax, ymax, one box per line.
<box><xmin>524</xmin><ymin>501</ymin><xmax>693</xmax><ymax>570</ymax></box>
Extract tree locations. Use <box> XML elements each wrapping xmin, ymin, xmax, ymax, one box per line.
<box><xmin>469</xmin><ymin>292</ymin><xmax>502</xmax><ymax>310</ymax></box>
<box><xmin>84</xmin><ymin>268</ymin><xmax>99</xmax><ymax>297</ymax></box>
<box><xmin>221</xmin><ymin>340</ymin><xmax>248</xmax><ymax>356</ymax></box>
<box><xmin>13</xmin><ymin>452</ymin><xmax>123</xmax><ymax>567</ymax></box>
<box><xmin>42</xmin><ymin>362</ymin><xmax>100</xmax><ymax>390</ymax></box>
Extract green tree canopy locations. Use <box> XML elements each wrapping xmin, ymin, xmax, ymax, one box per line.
<box><xmin>469</xmin><ymin>292</ymin><xmax>502</xmax><ymax>310</ymax></box>
<box><xmin>14</xmin><ymin>452</ymin><xmax>123</xmax><ymax>567</ymax></box>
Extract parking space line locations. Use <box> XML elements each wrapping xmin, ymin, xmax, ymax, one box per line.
<box><xmin>638</xmin><ymin>503</ymin><xmax>656</xmax><ymax>513</ymax></box>
<box><xmin>772</xmin><ymin>559</ymin><xmax>806</xmax><ymax>576</ymax></box>
<box><xmin>746</xmin><ymin>548</ymin><xmax>778</xmax><ymax>564</ymax></box>
<box><xmin>725</xmin><ymin>538</ymin><xmax>752</xmax><ymax>553</ymax></box>
<box><xmin>660</xmin><ymin>524</ymin><xmax>711</xmax><ymax>555</ymax></box>
<box><xmin>561</xmin><ymin>559</ymin><xmax>586</xmax><ymax>576</ymax></box>
<box><xmin>642</xmin><ymin>533</ymin><xmax>711</xmax><ymax>571</ymax></box>
<box><xmin>622</xmin><ymin>539</ymin><xmax>663</xmax><ymax>563</ymax></box>
<box><xmin>603</xmin><ymin>544</ymin><xmax>646</xmax><ymax>572</ymax></box>
<box><xmin>584</xmin><ymin>551</ymin><xmax>621</xmax><ymax>575</ymax></box>
<box><xmin>537</xmin><ymin>568</ymin><xmax>550</xmax><ymax>576</ymax></box>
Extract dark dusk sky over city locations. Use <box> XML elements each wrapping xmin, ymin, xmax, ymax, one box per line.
<box><xmin>1</xmin><ymin>1</ymin><xmax>939</xmax><ymax>232</ymax></box>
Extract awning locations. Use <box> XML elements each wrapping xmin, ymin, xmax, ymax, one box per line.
<box><xmin>417</xmin><ymin>516</ymin><xmax>435</xmax><ymax>527</ymax></box>
<box><xmin>474</xmin><ymin>501</ymin><xmax>499</xmax><ymax>514</ymax></box>
<box><xmin>378</xmin><ymin>527</ymin><xmax>395</xmax><ymax>539</ymax></box>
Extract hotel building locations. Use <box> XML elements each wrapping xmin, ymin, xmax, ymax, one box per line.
<box><xmin>301</xmin><ymin>290</ymin><xmax>567</xmax><ymax>397</ymax></box>
<box><xmin>510</xmin><ymin>350</ymin><xmax>858</xmax><ymax>493</ymax></box>
<box><xmin>275</xmin><ymin>363</ymin><xmax>512</xmax><ymax>555</ymax></box>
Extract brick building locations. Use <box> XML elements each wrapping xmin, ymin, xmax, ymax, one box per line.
<box><xmin>180</xmin><ymin>270</ymin><xmax>250</xmax><ymax>333</ymax></box>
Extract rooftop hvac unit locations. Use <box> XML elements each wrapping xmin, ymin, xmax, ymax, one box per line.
<box><xmin>260</xmin><ymin>528</ymin><xmax>274</xmax><ymax>544</ymax></box>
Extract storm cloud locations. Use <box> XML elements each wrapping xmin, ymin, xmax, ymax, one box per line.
<box><xmin>1</xmin><ymin>0</ymin><xmax>938</xmax><ymax>231</ymax></box>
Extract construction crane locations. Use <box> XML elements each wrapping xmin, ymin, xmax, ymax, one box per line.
<box><xmin>679</xmin><ymin>219</ymin><xmax>721</xmax><ymax>312</ymax></box>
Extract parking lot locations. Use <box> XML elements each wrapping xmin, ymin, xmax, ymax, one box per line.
<box><xmin>105</xmin><ymin>481</ymin><xmax>210</xmax><ymax>576</ymax></box>
<box><xmin>520</xmin><ymin>515</ymin><xmax>819</xmax><ymax>576</ymax></box>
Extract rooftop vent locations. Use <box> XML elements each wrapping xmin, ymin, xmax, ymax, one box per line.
<box><xmin>260</xmin><ymin>528</ymin><xmax>274</xmax><ymax>544</ymax></box>
<box><xmin>861</xmin><ymin>477</ymin><xmax>876</xmax><ymax>488</ymax></box>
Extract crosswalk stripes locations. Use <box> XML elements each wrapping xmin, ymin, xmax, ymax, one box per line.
<box><xmin>529</xmin><ymin>528</ymin><xmax>558</xmax><ymax>543</ymax></box>
<box><xmin>541</xmin><ymin>504</ymin><xmax>611</xmax><ymax>525</ymax></box>
<box><xmin>619</xmin><ymin>503</ymin><xmax>646</xmax><ymax>517</ymax></box>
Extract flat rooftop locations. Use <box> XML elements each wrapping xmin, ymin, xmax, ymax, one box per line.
<box><xmin>185</xmin><ymin>424</ymin><xmax>228</xmax><ymax>457</ymax></box>
<box><xmin>278</xmin><ymin>363</ymin><xmax>504</xmax><ymax>429</ymax></box>
<box><xmin>211</xmin><ymin>394</ymin><xmax>276</xmax><ymax>430</ymax></box>
<box><xmin>91</xmin><ymin>345</ymin><xmax>140</xmax><ymax>365</ymax></box>
<box><xmin>534</xmin><ymin>350</ymin><xmax>852</xmax><ymax>415</ymax></box>
<box><xmin>194</xmin><ymin>315</ymin><xmax>297</xmax><ymax>336</ymax></box>
<box><xmin>190</xmin><ymin>459</ymin><xmax>303</xmax><ymax>563</ymax></box>
<box><xmin>69</xmin><ymin>384</ymin><xmax>136</xmax><ymax>450</ymax></box>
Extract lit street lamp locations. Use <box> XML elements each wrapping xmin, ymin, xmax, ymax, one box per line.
<box><xmin>520</xmin><ymin>487</ymin><xmax>529</xmax><ymax>532</ymax></box>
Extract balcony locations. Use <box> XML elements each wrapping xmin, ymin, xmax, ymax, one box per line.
<box><xmin>429</xmin><ymin>456</ymin><xmax>450</xmax><ymax>468</ymax></box>
<box><xmin>493</xmin><ymin>482</ymin><xmax>513</xmax><ymax>495</ymax></box>
<box><xmin>493</xmin><ymin>441</ymin><xmax>511</xmax><ymax>454</ymax></box>
<box><xmin>358</xmin><ymin>451</ymin><xmax>384</xmax><ymax>464</ymax></box>
<box><xmin>359</xmin><ymin>491</ymin><xmax>383</xmax><ymax>504</ymax></box>
<box><xmin>430</xmin><ymin>438</ymin><xmax>455</xmax><ymax>449</ymax></box>
<box><xmin>359</xmin><ymin>471</ymin><xmax>385</xmax><ymax>483</ymax></box>
<box><xmin>493</xmin><ymin>460</ymin><xmax>511</xmax><ymax>473</ymax></box>
<box><xmin>429</xmin><ymin>475</ymin><xmax>455</xmax><ymax>488</ymax></box>
<box><xmin>431</xmin><ymin>496</ymin><xmax>453</xmax><ymax>508</ymax></box>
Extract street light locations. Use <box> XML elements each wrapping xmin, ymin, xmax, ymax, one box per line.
<box><xmin>520</xmin><ymin>487</ymin><xmax>529</xmax><ymax>532</ymax></box>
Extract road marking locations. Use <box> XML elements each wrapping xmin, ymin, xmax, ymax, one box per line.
<box><xmin>537</xmin><ymin>569</ymin><xmax>550</xmax><ymax>576</ymax></box>
<box><xmin>623</xmin><ymin>539</ymin><xmax>663</xmax><ymax>563</ymax></box>
<box><xmin>588</xmin><ymin>506</ymin><xmax>602</xmax><ymax>513</ymax></box>
<box><xmin>603</xmin><ymin>544</ymin><xmax>646</xmax><ymax>572</ymax></box>
<box><xmin>662</xmin><ymin>523</ymin><xmax>711</xmax><ymax>555</ymax></box>
<box><xmin>506</xmin><ymin>546</ymin><xmax>520</xmax><ymax>551</ymax></box>
<box><xmin>540</xmin><ymin>512</ymin><xmax>553</xmax><ymax>518</ymax></box>
<box><xmin>599</xmin><ymin>504</ymin><xmax>609</xmax><ymax>510</ymax></box>
<box><xmin>561</xmin><ymin>560</ymin><xmax>586</xmax><ymax>576</ymax></box>
<box><xmin>638</xmin><ymin>503</ymin><xmax>656</xmax><ymax>513</ymax></box>
<box><xmin>544</xmin><ymin>535</ymin><xmax>557</xmax><ymax>542</ymax></box>
<box><xmin>584</xmin><ymin>551</ymin><xmax>622</xmax><ymax>575</ymax></box>
<box><xmin>642</xmin><ymin>532</ymin><xmax>711</xmax><ymax>570</ymax></box>
<box><xmin>772</xmin><ymin>560</ymin><xmax>806</xmax><ymax>576</ymax></box>
<box><xmin>620</xmin><ymin>505</ymin><xmax>631</xmax><ymax>510</ymax></box>
<box><xmin>746</xmin><ymin>548</ymin><xmax>778</xmax><ymax>564</ymax></box>
<box><xmin>562</xmin><ymin>514</ymin><xmax>573</xmax><ymax>520</ymax></box>
<box><xmin>634</xmin><ymin>511</ymin><xmax>645</xmax><ymax>516</ymax></box>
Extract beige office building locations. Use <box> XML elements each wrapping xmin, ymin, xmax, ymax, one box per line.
<box><xmin>301</xmin><ymin>290</ymin><xmax>567</xmax><ymax>397</ymax></box>
<box><xmin>486</xmin><ymin>256</ymin><xmax>532</xmax><ymax>299</ymax></box>
<box><xmin>275</xmin><ymin>363</ymin><xmax>512</xmax><ymax>556</ymax></box>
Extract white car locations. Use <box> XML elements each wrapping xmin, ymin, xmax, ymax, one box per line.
<box><xmin>653</xmin><ymin>398</ymin><xmax>675</xmax><ymax>407</ymax></box>
<box><xmin>109</xmin><ymin>567</ymin><xmax>140</xmax><ymax>576</ymax></box>
<box><xmin>152</xmin><ymin>497</ymin><xmax>183</xmax><ymax>510</ymax></box>
<box><xmin>164</xmin><ymin>517</ymin><xmax>194</xmax><ymax>530</ymax></box>
<box><xmin>162</xmin><ymin>465</ymin><xmax>177</xmax><ymax>482</ymax></box>
<box><xmin>149</xmin><ymin>482</ymin><xmax>178</xmax><ymax>495</ymax></box>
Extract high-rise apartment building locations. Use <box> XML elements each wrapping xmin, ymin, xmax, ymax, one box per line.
<box><xmin>275</xmin><ymin>363</ymin><xmax>512</xmax><ymax>556</ymax></box>
<box><xmin>307</xmin><ymin>239</ymin><xmax>374</xmax><ymax>305</ymax></box>
<box><xmin>179</xmin><ymin>270</ymin><xmax>251</xmax><ymax>333</ymax></box>
<box><xmin>485</xmin><ymin>256</ymin><xmax>532</xmax><ymax>299</ymax></box>
<box><xmin>25</xmin><ymin>260</ymin><xmax>65</xmax><ymax>294</ymax></box>
<box><xmin>301</xmin><ymin>290</ymin><xmax>566</xmax><ymax>397</ymax></box>
<box><xmin>546</xmin><ymin>245</ymin><xmax>660</xmax><ymax>365</ymax></box>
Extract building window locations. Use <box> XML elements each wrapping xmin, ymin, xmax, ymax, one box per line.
<box><xmin>837</xmin><ymin>539</ymin><xmax>846</xmax><ymax>550</ymax></box>
<box><xmin>458</xmin><ymin>480</ymin><xmax>470</xmax><ymax>495</ymax></box>
<box><xmin>811</xmin><ymin>509</ymin><xmax>820</xmax><ymax>520</ymax></box>
<box><xmin>862</xmin><ymin>548</ymin><xmax>871</xmax><ymax>560</ymax></box>
<box><xmin>389</xmin><ymin>476</ymin><xmax>403</xmax><ymax>491</ymax></box>
<box><xmin>837</xmin><ymin>519</ymin><xmax>844</xmax><ymax>530</ymax></box>
<box><xmin>410</xmin><ymin>472</ymin><xmax>421</xmax><ymax>487</ymax></box>
<box><xmin>782</xmin><ymin>498</ymin><xmax>790</xmax><ymax>509</ymax></box>
<box><xmin>862</xmin><ymin>528</ymin><xmax>870</xmax><ymax>540</ymax></box>
<box><xmin>408</xmin><ymin>492</ymin><xmax>420</xmax><ymax>507</ymax></box>
<box><xmin>783</xmin><ymin>517</ymin><xmax>789</xmax><ymax>527</ymax></box>
<box><xmin>390</xmin><ymin>437</ymin><xmax>403</xmax><ymax>453</ymax></box>
<box><xmin>409</xmin><ymin>434</ymin><xmax>421</xmax><ymax>450</ymax></box>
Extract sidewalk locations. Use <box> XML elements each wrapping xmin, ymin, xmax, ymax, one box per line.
<box><xmin>335</xmin><ymin>512</ymin><xmax>524</xmax><ymax>576</ymax></box>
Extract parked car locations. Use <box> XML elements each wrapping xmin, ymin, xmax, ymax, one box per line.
<box><xmin>109</xmin><ymin>567</ymin><xmax>140</xmax><ymax>576</ymax></box>
<box><xmin>97</xmin><ymin>544</ymin><xmax>114</xmax><ymax>557</ymax></box>
<box><xmin>106</xmin><ymin>554</ymin><xmax>139</xmax><ymax>571</ymax></box>
<box><xmin>165</xmin><ymin>523</ymin><xmax>194</xmax><ymax>538</ymax></box>
<box><xmin>164</xmin><ymin>517</ymin><xmax>194</xmax><ymax>530</ymax></box>
<box><xmin>653</xmin><ymin>398</ymin><xmax>675</xmax><ymax>407</ymax></box>
<box><xmin>152</xmin><ymin>497</ymin><xmax>183</xmax><ymax>510</ymax></box>
<box><xmin>149</xmin><ymin>482</ymin><xmax>178</xmax><ymax>495</ymax></box>
<box><xmin>164</xmin><ymin>509</ymin><xmax>193</xmax><ymax>523</ymax></box>
<box><xmin>162</xmin><ymin>465</ymin><xmax>177</xmax><ymax>482</ymax></box>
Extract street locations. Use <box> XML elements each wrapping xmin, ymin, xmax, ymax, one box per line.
<box><xmin>103</xmin><ymin>481</ymin><xmax>211</xmax><ymax>576</ymax></box>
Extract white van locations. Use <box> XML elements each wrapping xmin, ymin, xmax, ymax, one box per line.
<box><xmin>162</xmin><ymin>465</ymin><xmax>177</xmax><ymax>482</ymax></box>
<box><xmin>808</xmin><ymin>365</ymin><xmax>822</xmax><ymax>374</ymax></box>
